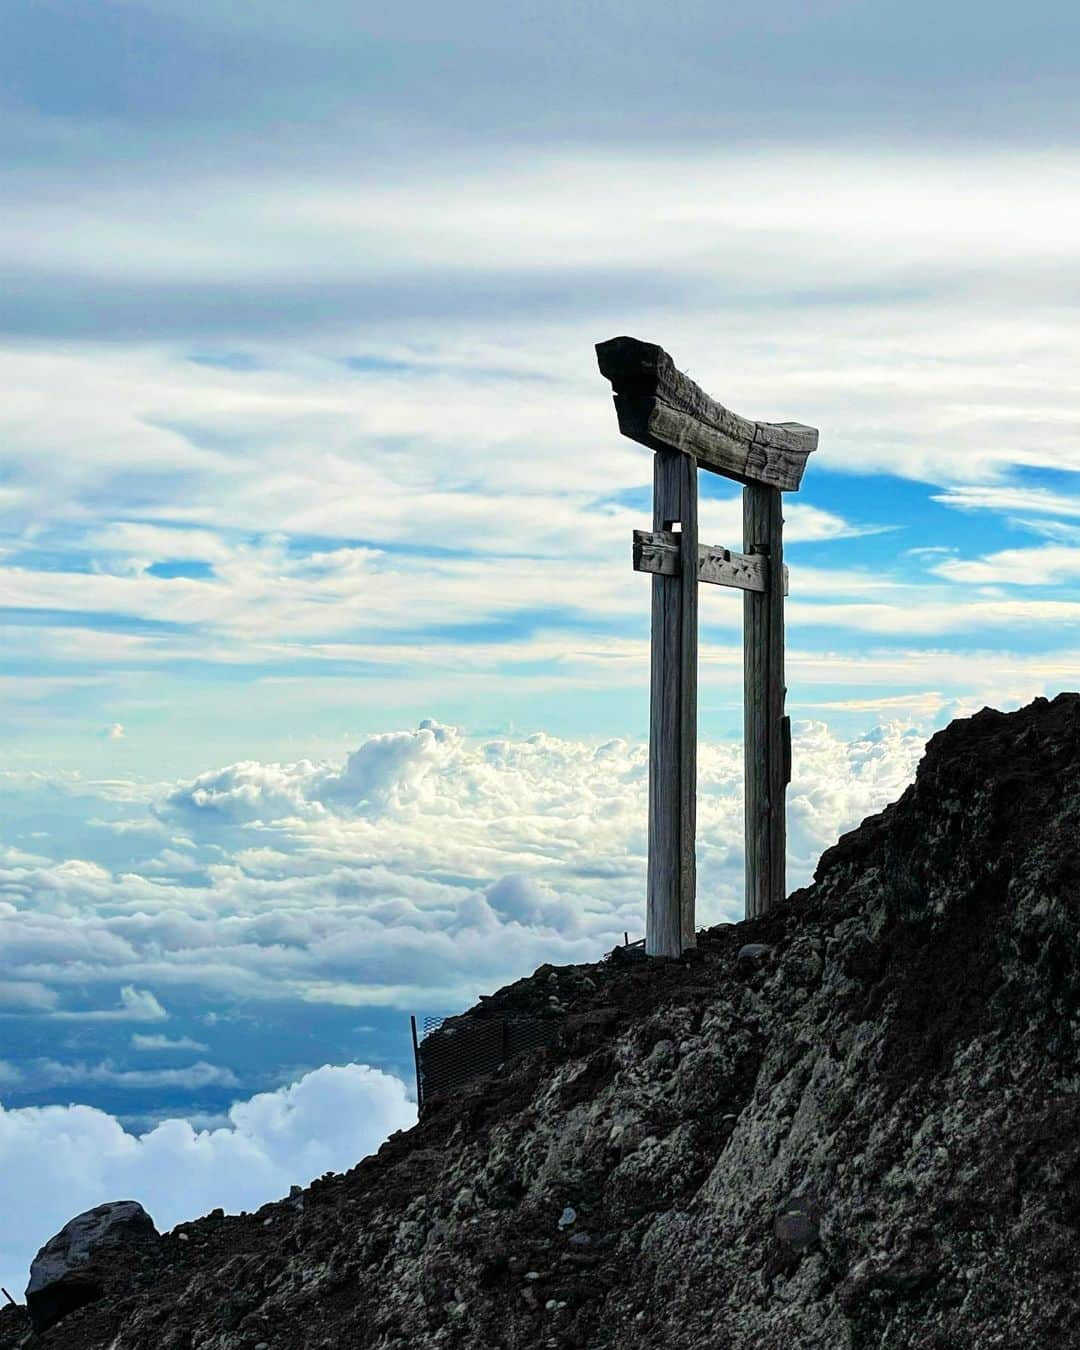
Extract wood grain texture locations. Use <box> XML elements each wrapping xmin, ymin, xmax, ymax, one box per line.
<box><xmin>743</xmin><ymin>484</ymin><xmax>787</xmax><ymax>919</ymax></box>
<box><xmin>647</xmin><ymin>451</ymin><xmax>697</xmax><ymax>956</ymax></box>
<box><xmin>597</xmin><ymin>336</ymin><xmax>817</xmax><ymax>491</ymax></box>
<box><xmin>633</xmin><ymin>529</ymin><xmax>790</xmax><ymax>594</ymax></box>
<box><xmin>677</xmin><ymin>458</ymin><xmax>698</xmax><ymax>954</ymax></box>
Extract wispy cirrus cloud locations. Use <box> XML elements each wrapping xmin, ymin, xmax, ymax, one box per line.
<box><xmin>932</xmin><ymin>545</ymin><xmax>1080</xmax><ymax>586</ymax></box>
<box><xmin>0</xmin><ymin>981</ymin><xmax>59</xmax><ymax>1012</ymax></box>
<box><xmin>932</xmin><ymin>485</ymin><xmax>1080</xmax><ymax>519</ymax></box>
<box><xmin>39</xmin><ymin>986</ymin><xmax>168</xmax><ymax>1023</ymax></box>
<box><xmin>132</xmin><ymin>1034</ymin><xmax>209</xmax><ymax>1053</ymax></box>
<box><xmin>11</xmin><ymin>1059</ymin><xmax>237</xmax><ymax>1091</ymax></box>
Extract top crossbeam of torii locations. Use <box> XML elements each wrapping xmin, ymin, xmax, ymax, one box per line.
<box><xmin>595</xmin><ymin>336</ymin><xmax>818</xmax><ymax>491</ymax></box>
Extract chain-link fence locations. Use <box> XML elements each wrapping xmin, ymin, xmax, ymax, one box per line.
<box><xmin>410</xmin><ymin>1012</ymin><xmax>562</xmax><ymax>1110</ymax></box>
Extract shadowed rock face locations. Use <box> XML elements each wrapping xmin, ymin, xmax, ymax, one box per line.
<box><xmin>5</xmin><ymin>694</ymin><xmax>1079</xmax><ymax>1350</ymax></box>
<box><xmin>25</xmin><ymin>1202</ymin><xmax>159</xmax><ymax>1334</ymax></box>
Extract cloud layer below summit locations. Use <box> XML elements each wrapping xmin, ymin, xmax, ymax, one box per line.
<box><xmin>1</xmin><ymin>718</ymin><xmax>927</xmax><ymax>1022</ymax></box>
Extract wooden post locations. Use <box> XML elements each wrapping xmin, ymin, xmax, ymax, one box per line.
<box><xmin>647</xmin><ymin>449</ymin><xmax>698</xmax><ymax>956</ymax></box>
<box><xmin>743</xmin><ymin>484</ymin><xmax>789</xmax><ymax>917</ymax></box>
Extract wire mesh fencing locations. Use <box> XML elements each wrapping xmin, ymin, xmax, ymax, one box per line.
<box><xmin>410</xmin><ymin>1012</ymin><xmax>562</xmax><ymax>1110</ymax></box>
<box><xmin>408</xmin><ymin>936</ymin><xmax>646</xmax><ymax>1110</ymax></box>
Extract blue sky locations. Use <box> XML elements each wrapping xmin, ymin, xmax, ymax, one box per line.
<box><xmin>1</xmin><ymin>0</ymin><xmax>1079</xmax><ymax>1295</ymax></box>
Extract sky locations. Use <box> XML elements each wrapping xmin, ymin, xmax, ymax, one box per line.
<box><xmin>2</xmin><ymin>0</ymin><xmax>1080</xmax><ymax>1297</ymax></box>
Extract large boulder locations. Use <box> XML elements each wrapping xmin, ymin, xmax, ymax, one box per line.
<box><xmin>25</xmin><ymin>1201</ymin><xmax>159</xmax><ymax>1333</ymax></box>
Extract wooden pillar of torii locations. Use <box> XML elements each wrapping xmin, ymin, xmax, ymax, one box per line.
<box><xmin>596</xmin><ymin>337</ymin><xmax>818</xmax><ymax>956</ymax></box>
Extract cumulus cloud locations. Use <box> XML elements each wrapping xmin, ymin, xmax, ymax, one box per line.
<box><xmin>163</xmin><ymin>721</ymin><xmax>461</xmax><ymax>826</ymax></box>
<box><xmin>0</xmin><ymin>1062</ymin><xmax>416</xmax><ymax>1298</ymax></box>
<box><xmin>162</xmin><ymin>758</ymin><xmax>322</xmax><ymax>826</ymax></box>
<box><xmin>317</xmin><ymin>720</ymin><xmax>458</xmax><ymax>811</ymax></box>
<box><xmin>485</xmin><ymin>875</ymin><xmax>579</xmax><ymax>932</ymax></box>
<box><xmin>0</xmin><ymin>720</ymin><xmax>929</xmax><ymax>1015</ymax></box>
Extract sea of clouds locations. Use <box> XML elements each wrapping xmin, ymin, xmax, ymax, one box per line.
<box><xmin>1</xmin><ymin>717</ymin><xmax>927</xmax><ymax>1016</ymax></box>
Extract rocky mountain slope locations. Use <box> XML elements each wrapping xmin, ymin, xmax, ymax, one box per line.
<box><xmin>3</xmin><ymin>693</ymin><xmax>1079</xmax><ymax>1350</ymax></box>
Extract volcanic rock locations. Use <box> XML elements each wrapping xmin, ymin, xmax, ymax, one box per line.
<box><xmin>25</xmin><ymin>1202</ymin><xmax>159</xmax><ymax>1334</ymax></box>
<box><xmin>4</xmin><ymin>694</ymin><xmax>1079</xmax><ymax>1349</ymax></box>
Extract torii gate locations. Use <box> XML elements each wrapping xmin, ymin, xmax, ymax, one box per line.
<box><xmin>596</xmin><ymin>337</ymin><xmax>818</xmax><ymax>957</ymax></box>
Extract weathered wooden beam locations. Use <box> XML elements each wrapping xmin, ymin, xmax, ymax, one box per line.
<box><xmin>596</xmin><ymin>336</ymin><xmax>817</xmax><ymax>492</ymax></box>
<box><xmin>632</xmin><ymin>529</ymin><xmax>790</xmax><ymax>594</ymax></box>
<box><xmin>743</xmin><ymin>484</ymin><xmax>788</xmax><ymax>918</ymax></box>
<box><xmin>647</xmin><ymin>451</ymin><xmax>697</xmax><ymax>957</ymax></box>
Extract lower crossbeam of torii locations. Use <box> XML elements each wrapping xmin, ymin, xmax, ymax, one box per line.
<box><xmin>596</xmin><ymin>337</ymin><xmax>819</xmax><ymax>957</ymax></box>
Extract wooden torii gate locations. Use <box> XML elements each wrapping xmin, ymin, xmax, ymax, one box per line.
<box><xmin>596</xmin><ymin>337</ymin><xmax>818</xmax><ymax>957</ymax></box>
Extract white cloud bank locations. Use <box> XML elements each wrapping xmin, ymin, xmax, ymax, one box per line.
<box><xmin>0</xmin><ymin>718</ymin><xmax>930</xmax><ymax>1015</ymax></box>
<box><xmin>0</xmin><ymin>1062</ymin><xmax>416</xmax><ymax>1300</ymax></box>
